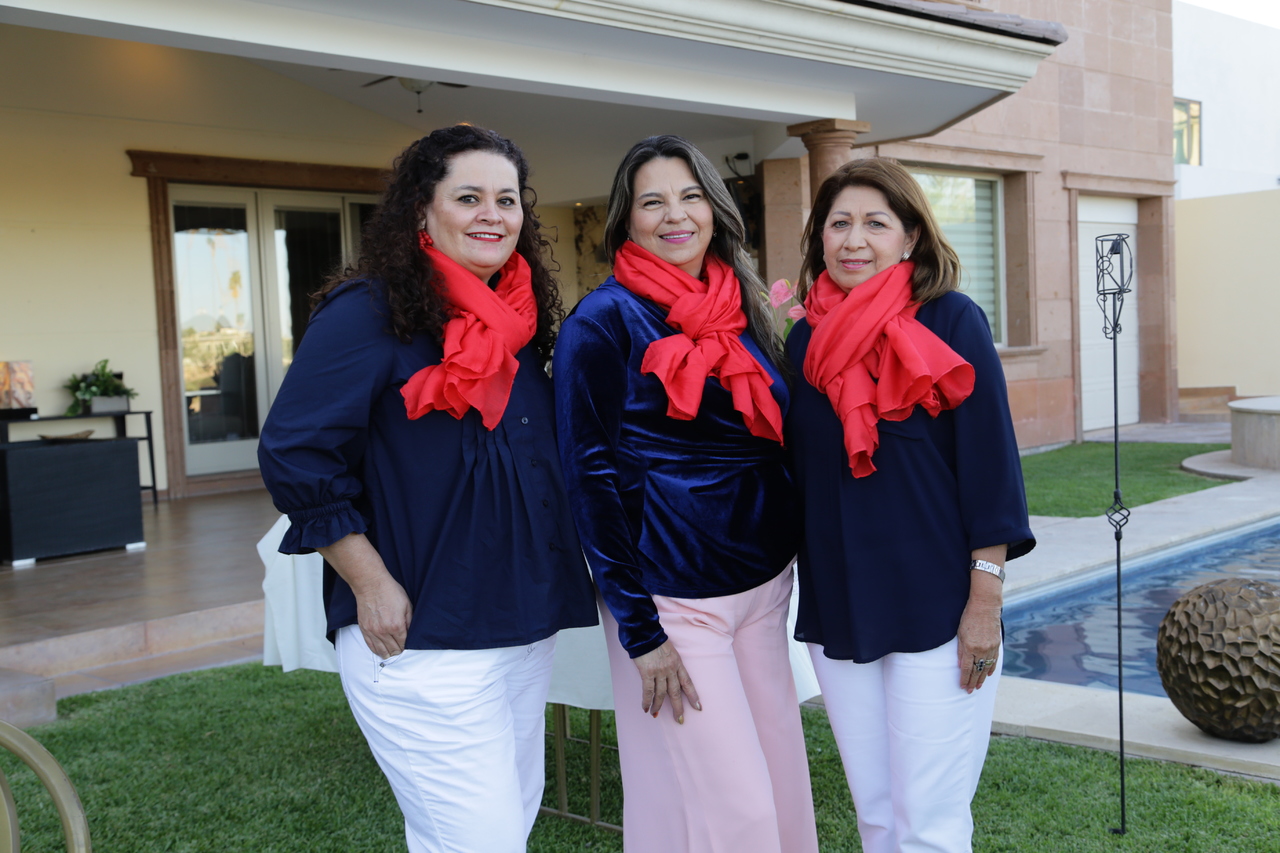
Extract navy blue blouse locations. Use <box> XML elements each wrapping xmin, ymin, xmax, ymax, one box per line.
<box><xmin>554</xmin><ymin>279</ymin><xmax>801</xmax><ymax>658</ymax></box>
<box><xmin>786</xmin><ymin>291</ymin><xmax>1035</xmax><ymax>663</ymax></box>
<box><xmin>258</xmin><ymin>281</ymin><xmax>598</xmax><ymax>651</ymax></box>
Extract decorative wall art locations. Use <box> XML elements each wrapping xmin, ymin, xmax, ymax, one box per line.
<box><xmin>0</xmin><ymin>361</ymin><xmax>34</xmax><ymax>409</ymax></box>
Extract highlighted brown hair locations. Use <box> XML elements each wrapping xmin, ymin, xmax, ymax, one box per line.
<box><xmin>797</xmin><ymin>157</ymin><xmax>962</xmax><ymax>305</ymax></box>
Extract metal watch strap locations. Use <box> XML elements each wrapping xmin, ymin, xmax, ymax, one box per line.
<box><xmin>970</xmin><ymin>559</ymin><xmax>1006</xmax><ymax>583</ymax></box>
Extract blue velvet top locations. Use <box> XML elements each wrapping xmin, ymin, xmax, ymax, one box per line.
<box><xmin>258</xmin><ymin>280</ymin><xmax>598</xmax><ymax>651</ymax></box>
<box><xmin>554</xmin><ymin>279</ymin><xmax>801</xmax><ymax>658</ymax></box>
<box><xmin>785</xmin><ymin>291</ymin><xmax>1035</xmax><ymax>663</ymax></box>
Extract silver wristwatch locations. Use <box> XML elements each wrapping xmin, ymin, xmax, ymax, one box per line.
<box><xmin>970</xmin><ymin>559</ymin><xmax>1006</xmax><ymax>583</ymax></box>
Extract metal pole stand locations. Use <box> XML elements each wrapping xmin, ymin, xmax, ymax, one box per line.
<box><xmin>1096</xmin><ymin>233</ymin><xmax>1133</xmax><ymax>836</ymax></box>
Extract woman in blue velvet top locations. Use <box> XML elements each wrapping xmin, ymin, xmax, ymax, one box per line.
<box><xmin>785</xmin><ymin>157</ymin><xmax>1034</xmax><ymax>853</ymax></box>
<box><xmin>555</xmin><ymin>136</ymin><xmax>818</xmax><ymax>853</ymax></box>
<box><xmin>257</xmin><ymin>125</ymin><xmax>595</xmax><ymax>853</ymax></box>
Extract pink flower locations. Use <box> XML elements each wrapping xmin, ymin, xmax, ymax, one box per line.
<box><xmin>787</xmin><ymin>305</ymin><xmax>807</xmax><ymax>320</ymax></box>
<box><xmin>769</xmin><ymin>279</ymin><xmax>794</xmax><ymax>308</ymax></box>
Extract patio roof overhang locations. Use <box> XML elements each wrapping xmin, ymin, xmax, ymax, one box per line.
<box><xmin>0</xmin><ymin>0</ymin><xmax>1064</xmax><ymax>147</ymax></box>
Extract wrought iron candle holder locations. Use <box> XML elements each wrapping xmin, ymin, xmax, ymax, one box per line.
<box><xmin>1096</xmin><ymin>232</ymin><xmax>1133</xmax><ymax>835</ymax></box>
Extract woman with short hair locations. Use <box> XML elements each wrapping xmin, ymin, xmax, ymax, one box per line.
<box><xmin>785</xmin><ymin>156</ymin><xmax>1035</xmax><ymax>853</ymax></box>
<box><xmin>554</xmin><ymin>135</ymin><xmax>819</xmax><ymax>853</ymax></box>
<box><xmin>258</xmin><ymin>124</ymin><xmax>597</xmax><ymax>853</ymax></box>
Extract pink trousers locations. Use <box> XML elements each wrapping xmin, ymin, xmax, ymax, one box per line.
<box><xmin>602</xmin><ymin>568</ymin><xmax>819</xmax><ymax>853</ymax></box>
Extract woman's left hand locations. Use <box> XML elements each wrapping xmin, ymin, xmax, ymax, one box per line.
<box><xmin>957</xmin><ymin>545</ymin><xmax>1006</xmax><ymax>693</ymax></box>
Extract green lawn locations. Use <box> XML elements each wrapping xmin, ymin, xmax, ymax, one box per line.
<box><xmin>1021</xmin><ymin>442</ymin><xmax>1230</xmax><ymax>518</ymax></box>
<box><xmin>4</xmin><ymin>664</ymin><xmax>1278</xmax><ymax>851</ymax></box>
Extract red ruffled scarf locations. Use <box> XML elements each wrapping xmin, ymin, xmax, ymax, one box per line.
<box><xmin>612</xmin><ymin>240</ymin><xmax>784</xmax><ymax>443</ymax></box>
<box><xmin>400</xmin><ymin>232</ymin><xmax>537</xmax><ymax>429</ymax></box>
<box><xmin>802</xmin><ymin>262</ymin><xmax>974</xmax><ymax>477</ymax></box>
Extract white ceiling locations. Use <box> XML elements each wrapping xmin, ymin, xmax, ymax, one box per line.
<box><xmin>0</xmin><ymin>0</ymin><xmax>1059</xmax><ymax>203</ymax></box>
<box><xmin>256</xmin><ymin>59</ymin><xmax>772</xmax><ymax>205</ymax></box>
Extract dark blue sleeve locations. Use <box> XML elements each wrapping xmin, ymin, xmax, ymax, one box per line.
<box><xmin>553</xmin><ymin>312</ymin><xmax>667</xmax><ymax>658</ymax></box>
<box><xmin>945</xmin><ymin>299</ymin><xmax>1036</xmax><ymax>561</ymax></box>
<box><xmin>258</xmin><ymin>284</ymin><xmax>393</xmax><ymax>553</ymax></box>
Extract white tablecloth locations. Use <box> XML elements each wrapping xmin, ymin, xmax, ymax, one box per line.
<box><xmin>259</xmin><ymin>515</ymin><xmax>338</xmax><ymax>673</ymax></box>
<box><xmin>258</xmin><ymin>517</ymin><xmax>820</xmax><ymax>706</ymax></box>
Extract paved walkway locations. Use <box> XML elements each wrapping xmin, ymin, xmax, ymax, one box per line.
<box><xmin>1083</xmin><ymin>421</ymin><xmax>1231</xmax><ymax>443</ymax></box>
<box><xmin>997</xmin><ymin>452</ymin><xmax>1280</xmax><ymax>781</ymax></box>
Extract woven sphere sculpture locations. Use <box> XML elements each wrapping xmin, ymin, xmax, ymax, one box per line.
<box><xmin>1156</xmin><ymin>578</ymin><xmax>1280</xmax><ymax>743</ymax></box>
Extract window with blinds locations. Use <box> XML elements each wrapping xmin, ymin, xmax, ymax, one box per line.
<box><xmin>911</xmin><ymin>172</ymin><xmax>1004</xmax><ymax>343</ymax></box>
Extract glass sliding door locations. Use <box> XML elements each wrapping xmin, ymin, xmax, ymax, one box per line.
<box><xmin>258</xmin><ymin>192</ymin><xmax>344</xmax><ymax>400</ymax></box>
<box><xmin>171</xmin><ymin>188</ymin><xmax>265</xmax><ymax>475</ymax></box>
<box><xmin>170</xmin><ymin>186</ymin><xmax>376</xmax><ymax>477</ymax></box>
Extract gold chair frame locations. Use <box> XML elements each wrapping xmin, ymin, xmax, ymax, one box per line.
<box><xmin>0</xmin><ymin>719</ymin><xmax>91</xmax><ymax>853</ymax></box>
<box><xmin>539</xmin><ymin>704</ymin><xmax>622</xmax><ymax>834</ymax></box>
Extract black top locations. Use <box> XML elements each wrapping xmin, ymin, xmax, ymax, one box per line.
<box><xmin>786</xmin><ymin>291</ymin><xmax>1035</xmax><ymax>663</ymax></box>
<box><xmin>258</xmin><ymin>280</ymin><xmax>598</xmax><ymax>650</ymax></box>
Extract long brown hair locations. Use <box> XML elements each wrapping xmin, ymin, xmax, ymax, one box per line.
<box><xmin>602</xmin><ymin>135</ymin><xmax>786</xmax><ymax>373</ymax></box>
<box><xmin>315</xmin><ymin>125</ymin><xmax>563</xmax><ymax>362</ymax></box>
<box><xmin>797</xmin><ymin>157</ymin><xmax>962</xmax><ymax>304</ymax></box>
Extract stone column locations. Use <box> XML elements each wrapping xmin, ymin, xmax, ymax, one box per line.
<box><xmin>760</xmin><ymin>156</ymin><xmax>809</xmax><ymax>285</ymax></box>
<box><xmin>786</xmin><ymin>118</ymin><xmax>871</xmax><ymax>202</ymax></box>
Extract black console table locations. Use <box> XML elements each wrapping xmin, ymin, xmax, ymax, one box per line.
<box><xmin>0</xmin><ymin>411</ymin><xmax>157</xmax><ymax>507</ymax></box>
<box><xmin>0</xmin><ymin>438</ymin><xmax>145</xmax><ymax>565</ymax></box>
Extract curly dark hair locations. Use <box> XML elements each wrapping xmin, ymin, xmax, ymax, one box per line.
<box><xmin>315</xmin><ymin>125</ymin><xmax>564</xmax><ymax>362</ymax></box>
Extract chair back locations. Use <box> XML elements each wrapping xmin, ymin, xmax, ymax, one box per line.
<box><xmin>0</xmin><ymin>719</ymin><xmax>90</xmax><ymax>853</ymax></box>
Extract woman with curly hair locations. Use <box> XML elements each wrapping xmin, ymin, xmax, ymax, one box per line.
<box><xmin>258</xmin><ymin>125</ymin><xmax>597</xmax><ymax>853</ymax></box>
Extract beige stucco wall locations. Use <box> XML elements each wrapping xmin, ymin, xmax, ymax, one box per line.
<box><xmin>536</xmin><ymin>205</ymin><xmax>580</xmax><ymax>309</ymax></box>
<box><xmin>0</xmin><ymin>24</ymin><xmax>419</xmax><ymax>489</ymax></box>
<box><xmin>1175</xmin><ymin>189</ymin><xmax>1280</xmax><ymax>397</ymax></box>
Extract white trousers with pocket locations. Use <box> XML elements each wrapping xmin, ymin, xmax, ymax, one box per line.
<box><xmin>335</xmin><ymin>624</ymin><xmax>555</xmax><ymax>853</ymax></box>
<box><xmin>809</xmin><ymin>637</ymin><xmax>1001</xmax><ymax>853</ymax></box>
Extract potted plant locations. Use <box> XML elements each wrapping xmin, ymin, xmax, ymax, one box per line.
<box><xmin>63</xmin><ymin>359</ymin><xmax>137</xmax><ymax>416</ymax></box>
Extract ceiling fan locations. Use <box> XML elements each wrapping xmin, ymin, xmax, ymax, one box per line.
<box><xmin>360</xmin><ymin>75</ymin><xmax>470</xmax><ymax>112</ymax></box>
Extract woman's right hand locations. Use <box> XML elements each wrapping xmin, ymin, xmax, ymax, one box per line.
<box><xmin>352</xmin><ymin>573</ymin><xmax>413</xmax><ymax>659</ymax></box>
<box><xmin>632</xmin><ymin>640</ymin><xmax>701</xmax><ymax>724</ymax></box>
<box><xmin>318</xmin><ymin>532</ymin><xmax>413</xmax><ymax>659</ymax></box>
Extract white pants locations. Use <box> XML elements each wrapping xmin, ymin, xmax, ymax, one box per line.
<box><xmin>335</xmin><ymin>625</ymin><xmax>556</xmax><ymax>853</ymax></box>
<box><xmin>809</xmin><ymin>637</ymin><xmax>1001</xmax><ymax>853</ymax></box>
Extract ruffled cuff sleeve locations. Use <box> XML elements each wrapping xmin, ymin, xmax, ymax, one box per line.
<box><xmin>279</xmin><ymin>500</ymin><xmax>369</xmax><ymax>554</ymax></box>
<box><xmin>259</xmin><ymin>282</ymin><xmax>393</xmax><ymax>557</ymax></box>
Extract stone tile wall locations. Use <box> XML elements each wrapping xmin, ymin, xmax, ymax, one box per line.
<box><xmin>851</xmin><ymin>0</ymin><xmax>1173</xmax><ymax>447</ymax></box>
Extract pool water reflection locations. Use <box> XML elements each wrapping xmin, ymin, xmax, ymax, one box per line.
<box><xmin>1003</xmin><ymin>523</ymin><xmax>1280</xmax><ymax>697</ymax></box>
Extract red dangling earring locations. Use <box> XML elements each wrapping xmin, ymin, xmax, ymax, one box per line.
<box><xmin>418</xmin><ymin>230</ymin><xmax>434</xmax><ymax>250</ymax></box>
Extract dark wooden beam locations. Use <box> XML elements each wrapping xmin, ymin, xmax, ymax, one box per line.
<box><xmin>128</xmin><ymin>150</ymin><xmax>389</xmax><ymax>194</ymax></box>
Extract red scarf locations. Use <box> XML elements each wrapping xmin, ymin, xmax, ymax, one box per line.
<box><xmin>612</xmin><ymin>241</ymin><xmax>784</xmax><ymax>443</ymax></box>
<box><xmin>803</xmin><ymin>262</ymin><xmax>974</xmax><ymax>477</ymax></box>
<box><xmin>400</xmin><ymin>233</ymin><xmax>537</xmax><ymax>429</ymax></box>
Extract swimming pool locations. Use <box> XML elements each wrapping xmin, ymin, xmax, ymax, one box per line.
<box><xmin>1002</xmin><ymin>519</ymin><xmax>1280</xmax><ymax>697</ymax></box>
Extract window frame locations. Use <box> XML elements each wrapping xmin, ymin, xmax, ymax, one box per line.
<box><xmin>1173</xmin><ymin>97</ymin><xmax>1202</xmax><ymax>166</ymax></box>
<box><xmin>908</xmin><ymin>166</ymin><xmax>1008</xmax><ymax>346</ymax></box>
